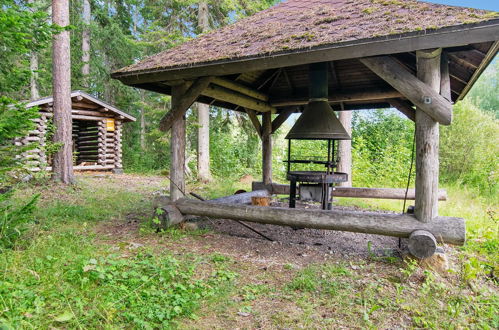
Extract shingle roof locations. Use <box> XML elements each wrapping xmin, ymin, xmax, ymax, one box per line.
<box><xmin>114</xmin><ymin>0</ymin><xmax>498</xmax><ymax>76</ymax></box>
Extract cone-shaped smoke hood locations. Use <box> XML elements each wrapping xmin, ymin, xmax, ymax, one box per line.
<box><xmin>286</xmin><ymin>63</ymin><xmax>351</xmax><ymax>140</ymax></box>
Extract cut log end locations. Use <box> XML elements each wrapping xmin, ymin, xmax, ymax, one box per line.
<box><xmin>408</xmin><ymin>230</ymin><xmax>437</xmax><ymax>259</ymax></box>
<box><xmin>153</xmin><ymin>196</ymin><xmax>185</xmax><ymax>229</ymax></box>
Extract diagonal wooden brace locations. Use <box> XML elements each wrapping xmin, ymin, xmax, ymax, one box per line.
<box><xmin>360</xmin><ymin>56</ymin><xmax>452</xmax><ymax>125</ymax></box>
<box><xmin>159</xmin><ymin>76</ymin><xmax>213</xmax><ymax>132</ymax></box>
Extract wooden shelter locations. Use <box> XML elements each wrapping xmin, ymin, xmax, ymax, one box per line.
<box><xmin>22</xmin><ymin>91</ymin><xmax>135</xmax><ymax>172</ymax></box>
<box><xmin>112</xmin><ymin>0</ymin><xmax>499</xmax><ymax>257</ymax></box>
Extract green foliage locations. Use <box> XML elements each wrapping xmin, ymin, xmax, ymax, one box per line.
<box><xmin>0</xmin><ymin>97</ymin><xmax>39</xmax><ymax>184</ymax></box>
<box><xmin>351</xmin><ymin>109</ymin><xmax>415</xmax><ymax>188</ymax></box>
<box><xmin>0</xmin><ymin>0</ymin><xmax>54</xmax><ymax>96</ymax></box>
<box><xmin>0</xmin><ymin>192</ymin><xmax>39</xmax><ymax>250</ymax></box>
<box><xmin>467</xmin><ymin>59</ymin><xmax>498</xmax><ymax>118</ymax></box>
<box><xmin>0</xmin><ymin>235</ymin><xmax>235</xmax><ymax>328</ymax></box>
<box><xmin>440</xmin><ymin>100</ymin><xmax>499</xmax><ymax>196</ymax></box>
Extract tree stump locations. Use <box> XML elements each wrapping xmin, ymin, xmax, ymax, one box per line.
<box><xmin>251</xmin><ymin>196</ymin><xmax>271</xmax><ymax>206</ymax></box>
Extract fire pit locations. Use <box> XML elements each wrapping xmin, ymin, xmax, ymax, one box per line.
<box><xmin>285</xmin><ymin>62</ymin><xmax>351</xmax><ymax>210</ymax></box>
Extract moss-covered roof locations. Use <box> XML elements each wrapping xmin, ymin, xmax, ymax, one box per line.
<box><xmin>114</xmin><ymin>0</ymin><xmax>498</xmax><ymax>77</ymax></box>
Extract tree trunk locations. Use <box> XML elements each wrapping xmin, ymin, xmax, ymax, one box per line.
<box><xmin>52</xmin><ymin>0</ymin><xmax>74</xmax><ymax>184</ymax></box>
<box><xmin>337</xmin><ymin>109</ymin><xmax>352</xmax><ymax>186</ymax></box>
<box><xmin>139</xmin><ymin>91</ymin><xmax>146</xmax><ymax>150</ymax></box>
<box><xmin>81</xmin><ymin>0</ymin><xmax>91</xmax><ymax>88</ymax></box>
<box><xmin>262</xmin><ymin>112</ymin><xmax>272</xmax><ymax>184</ymax></box>
<box><xmin>415</xmin><ymin>49</ymin><xmax>442</xmax><ymax>222</ymax></box>
<box><xmin>196</xmin><ymin>1</ymin><xmax>212</xmax><ymax>182</ymax></box>
<box><xmin>30</xmin><ymin>52</ymin><xmax>40</xmax><ymax>100</ymax></box>
<box><xmin>28</xmin><ymin>0</ymin><xmax>39</xmax><ymax>100</ymax></box>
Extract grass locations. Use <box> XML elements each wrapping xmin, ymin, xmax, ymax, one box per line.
<box><xmin>1</xmin><ymin>174</ymin><xmax>498</xmax><ymax>328</ymax></box>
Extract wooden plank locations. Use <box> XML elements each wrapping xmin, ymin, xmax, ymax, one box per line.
<box><xmin>159</xmin><ymin>76</ymin><xmax>213</xmax><ymax>132</ymax></box>
<box><xmin>173</xmin><ymin>199</ymin><xmax>465</xmax><ymax>245</ymax></box>
<box><xmin>211</xmin><ymin>77</ymin><xmax>269</xmax><ymax>101</ymax></box>
<box><xmin>360</xmin><ymin>56</ymin><xmax>452</xmax><ymax>125</ymax></box>
<box><xmin>415</xmin><ymin>49</ymin><xmax>441</xmax><ymax>223</ymax></box>
<box><xmin>245</xmin><ymin>109</ymin><xmax>262</xmax><ymax>138</ymax></box>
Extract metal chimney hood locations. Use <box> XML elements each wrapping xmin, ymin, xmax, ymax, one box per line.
<box><xmin>285</xmin><ymin>62</ymin><xmax>351</xmax><ymax>140</ymax></box>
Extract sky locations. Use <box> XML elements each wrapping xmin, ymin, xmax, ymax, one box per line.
<box><xmin>405</xmin><ymin>1</ymin><xmax>498</xmax><ymax>11</ymax></box>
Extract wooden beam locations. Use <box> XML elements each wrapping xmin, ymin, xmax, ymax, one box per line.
<box><xmin>251</xmin><ymin>182</ymin><xmax>448</xmax><ymax>201</ymax></box>
<box><xmin>245</xmin><ymin>109</ymin><xmax>262</xmax><ymax>138</ymax></box>
<box><xmin>389</xmin><ymin>99</ymin><xmax>416</xmax><ymax>121</ymax></box>
<box><xmin>440</xmin><ymin>52</ymin><xmax>452</xmax><ymax>102</ymax></box>
<box><xmin>113</xmin><ymin>22</ymin><xmax>499</xmax><ymax>84</ymax></box>
<box><xmin>270</xmin><ymin>89</ymin><xmax>402</xmax><ymax>107</ymax></box>
<box><xmin>271</xmin><ymin>108</ymin><xmax>294</xmax><ymax>133</ymax></box>
<box><xmin>170</xmin><ymin>83</ymin><xmax>189</xmax><ymax>201</ymax></box>
<box><xmin>159</xmin><ymin>76</ymin><xmax>212</xmax><ymax>132</ymax></box>
<box><xmin>360</xmin><ymin>56</ymin><xmax>452</xmax><ymax>125</ymax></box>
<box><xmin>458</xmin><ymin>41</ymin><xmax>499</xmax><ymax>101</ymax></box>
<box><xmin>262</xmin><ymin>112</ymin><xmax>272</xmax><ymax>185</ymax></box>
<box><xmin>211</xmin><ymin>77</ymin><xmax>269</xmax><ymax>101</ymax></box>
<box><xmin>415</xmin><ymin>49</ymin><xmax>442</xmax><ymax>223</ymax></box>
<box><xmin>172</xmin><ymin>199</ymin><xmax>465</xmax><ymax>246</ymax></box>
<box><xmin>202</xmin><ymin>84</ymin><xmax>275</xmax><ymax>113</ymax></box>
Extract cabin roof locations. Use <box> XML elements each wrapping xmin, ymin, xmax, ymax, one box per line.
<box><xmin>26</xmin><ymin>90</ymin><xmax>136</xmax><ymax>122</ymax></box>
<box><xmin>113</xmin><ymin>0</ymin><xmax>498</xmax><ymax>78</ymax></box>
<box><xmin>112</xmin><ymin>0</ymin><xmax>499</xmax><ymax>113</ymax></box>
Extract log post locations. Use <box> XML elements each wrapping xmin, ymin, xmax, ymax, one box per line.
<box><xmin>337</xmin><ymin>108</ymin><xmax>352</xmax><ymax>187</ymax></box>
<box><xmin>262</xmin><ymin>111</ymin><xmax>272</xmax><ymax>185</ymax></box>
<box><xmin>170</xmin><ymin>83</ymin><xmax>189</xmax><ymax>201</ymax></box>
<box><xmin>415</xmin><ymin>49</ymin><xmax>442</xmax><ymax>223</ymax></box>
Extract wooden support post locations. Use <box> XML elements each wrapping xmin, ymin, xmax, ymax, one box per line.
<box><xmin>415</xmin><ymin>49</ymin><xmax>442</xmax><ymax>223</ymax></box>
<box><xmin>114</xmin><ymin>120</ymin><xmax>123</xmax><ymax>170</ymax></box>
<box><xmin>337</xmin><ymin>108</ymin><xmax>352</xmax><ymax>187</ymax></box>
<box><xmin>170</xmin><ymin>83</ymin><xmax>189</xmax><ymax>201</ymax></box>
<box><xmin>262</xmin><ymin>112</ymin><xmax>272</xmax><ymax>185</ymax></box>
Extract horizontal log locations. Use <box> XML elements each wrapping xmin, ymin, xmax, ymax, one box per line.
<box><xmin>360</xmin><ymin>56</ymin><xmax>452</xmax><ymax>125</ymax></box>
<box><xmin>174</xmin><ymin>199</ymin><xmax>465</xmax><ymax>245</ymax></box>
<box><xmin>202</xmin><ymin>84</ymin><xmax>275</xmax><ymax>113</ymax></box>
<box><xmin>270</xmin><ymin>89</ymin><xmax>402</xmax><ymax>107</ymax></box>
<box><xmin>72</xmin><ymin>114</ymin><xmax>108</xmax><ymax>121</ymax></box>
<box><xmin>251</xmin><ymin>182</ymin><xmax>447</xmax><ymax>201</ymax></box>
<box><xmin>209</xmin><ymin>190</ymin><xmax>270</xmax><ymax>205</ymax></box>
<box><xmin>71</xmin><ymin>109</ymin><xmax>108</xmax><ymax>117</ymax></box>
<box><xmin>211</xmin><ymin>77</ymin><xmax>269</xmax><ymax>102</ymax></box>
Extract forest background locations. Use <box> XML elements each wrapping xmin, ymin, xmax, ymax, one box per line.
<box><xmin>1</xmin><ymin>0</ymin><xmax>497</xmax><ymax>198</ymax></box>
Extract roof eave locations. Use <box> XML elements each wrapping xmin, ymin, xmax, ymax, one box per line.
<box><xmin>112</xmin><ymin>19</ymin><xmax>499</xmax><ymax>87</ymax></box>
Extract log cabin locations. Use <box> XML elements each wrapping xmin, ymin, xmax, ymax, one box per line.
<box><xmin>112</xmin><ymin>0</ymin><xmax>499</xmax><ymax>258</ymax></box>
<box><xmin>21</xmin><ymin>91</ymin><xmax>135</xmax><ymax>172</ymax></box>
